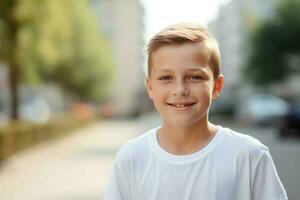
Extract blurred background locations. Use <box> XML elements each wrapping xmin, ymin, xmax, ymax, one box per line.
<box><xmin>0</xmin><ymin>0</ymin><xmax>300</xmax><ymax>199</ymax></box>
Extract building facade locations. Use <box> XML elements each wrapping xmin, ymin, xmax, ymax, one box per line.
<box><xmin>208</xmin><ymin>0</ymin><xmax>280</xmax><ymax>105</ymax></box>
<box><xmin>90</xmin><ymin>0</ymin><xmax>145</xmax><ymax>116</ymax></box>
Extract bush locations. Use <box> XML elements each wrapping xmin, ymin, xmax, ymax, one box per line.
<box><xmin>0</xmin><ymin>115</ymin><xmax>93</xmax><ymax>162</ymax></box>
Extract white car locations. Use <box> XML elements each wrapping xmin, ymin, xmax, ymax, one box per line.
<box><xmin>236</xmin><ymin>94</ymin><xmax>289</xmax><ymax>125</ymax></box>
<box><xmin>20</xmin><ymin>98</ymin><xmax>51</xmax><ymax>124</ymax></box>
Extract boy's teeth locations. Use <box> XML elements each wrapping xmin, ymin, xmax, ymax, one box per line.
<box><xmin>176</xmin><ymin>104</ymin><xmax>185</xmax><ymax>107</ymax></box>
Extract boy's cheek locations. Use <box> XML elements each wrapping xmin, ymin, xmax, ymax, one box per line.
<box><xmin>147</xmin><ymin>89</ymin><xmax>154</xmax><ymax>100</ymax></box>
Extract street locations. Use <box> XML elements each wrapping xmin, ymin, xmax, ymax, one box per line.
<box><xmin>0</xmin><ymin>114</ymin><xmax>299</xmax><ymax>200</ymax></box>
<box><xmin>0</xmin><ymin>120</ymin><xmax>143</xmax><ymax>200</ymax></box>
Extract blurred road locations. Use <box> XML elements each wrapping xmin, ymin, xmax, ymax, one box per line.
<box><xmin>0</xmin><ymin>120</ymin><xmax>143</xmax><ymax>200</ymax></box>
<box><xmin>0</xmin><ymin>113</ymin><xmax>299</xmax><ymax>200</ymax></box>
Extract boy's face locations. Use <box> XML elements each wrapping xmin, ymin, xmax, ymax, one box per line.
<box><xmin>146</xmin><ymin>43</ymin><xmax>224</xmax><ymax>127</ymax></box>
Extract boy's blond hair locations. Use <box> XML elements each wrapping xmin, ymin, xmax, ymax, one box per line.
<box><xmin>147</xmin><ymin>22</ymin><xmax>221</xmax><ymax>80</ymax></box>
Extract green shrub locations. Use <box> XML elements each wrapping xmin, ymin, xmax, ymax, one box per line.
<box><xmin>0</xmin><ymin>116</ymin><xmax>93</xmax><ymax>162</ymax></box>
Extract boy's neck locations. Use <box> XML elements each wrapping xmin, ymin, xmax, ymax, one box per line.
<box><xmin>157</xmin><ymin>120</ymin><xmax>218</xmax><ymax>155</ymax></box>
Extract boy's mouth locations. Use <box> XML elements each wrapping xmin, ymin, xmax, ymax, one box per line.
<box><xmin>166</xmin><ymin>102</ymin><xmax>196</xmax><ymax>108</ymax></box>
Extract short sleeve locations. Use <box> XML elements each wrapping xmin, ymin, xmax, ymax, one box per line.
<box><xmin>103</xmin><ymin>159</ymin><xmax>131</xmax><ymax>200</ymax></box>
<box><xmin>252</xmin><ymin>150</ymin><xmax>288</xmax><ymax>200</ymax></box>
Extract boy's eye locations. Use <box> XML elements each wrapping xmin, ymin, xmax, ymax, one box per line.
<box><xmin>187</xmin><ymin>76</ymin><xmax>203</xmax><ymax>80</ymax></box>
<box><xmin>158</xmin><ymin>76</ymin><xmax>172</xmax><ymax>81</ymax></box>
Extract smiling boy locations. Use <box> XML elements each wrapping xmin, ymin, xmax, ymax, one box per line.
<box><xmin>104</xmin><ymin>22</ymin><xmax>287</xmax><ymax>200</ymax></box>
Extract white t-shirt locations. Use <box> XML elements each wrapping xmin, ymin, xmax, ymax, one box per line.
<box><xmin>104</xmin><ymin>126</ymin><xmax>288</xmax><ymax>200</ymax></box>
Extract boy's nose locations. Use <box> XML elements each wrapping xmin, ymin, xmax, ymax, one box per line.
<box><xmin>171</xmin><ymin>82</ymin><xmax>190</xmax><ymax>96</ymax></box>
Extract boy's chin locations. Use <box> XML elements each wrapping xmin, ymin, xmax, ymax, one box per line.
<box><xmin>164</xmin><ymin>117</ymin><xmax>200</xmax><ymax>127</ymax></box>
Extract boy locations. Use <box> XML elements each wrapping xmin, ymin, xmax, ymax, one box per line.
<box><xmin>104</xmin><ymin>22</ymin><xmax>287</xmax><ymax>200</ymax></box>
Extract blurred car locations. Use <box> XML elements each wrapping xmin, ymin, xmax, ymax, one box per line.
<box><xmin>279</xmin><ymin>103</ymin><xmax>300</xmax><ymax>138</ymax></box>
<box><xmin>20</xmin><ymin>98</ymin><xmax>51</xmax><ymax>124</ymax></box>
<box><xmin>236</xmin><ymin>94</ymin><xmax>289</xmax><ymax>126</ymax></box>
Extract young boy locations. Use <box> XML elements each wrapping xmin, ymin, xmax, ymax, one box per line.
<box><xmin>104</xmin><ymin>22</ymin><xmax>288</xmax><ymax>200</ymax></box>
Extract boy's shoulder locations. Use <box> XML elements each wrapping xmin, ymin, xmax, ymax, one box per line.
<box><xmin>220</xmin><ymin>126</ymin><xmax>269</xmax><ymax>156</ymax></box>
<box><xmin>115</xmin><ymin>127</ymin><xmax>155</xmax><ymax>163</ymax></box>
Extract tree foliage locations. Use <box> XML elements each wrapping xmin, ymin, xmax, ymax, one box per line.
<box><xmin>56</xmin><ymin>0</ymin><xmax>114</xmax><ymax>101</ymax></box>
<box><xmin>0</xmin><ymin>0</ymin><xmax>114</xmax><ymax>119</ymax></box>
<box><xmin>16</xmin><ymin>0</ymin><xmax>114</xmax><ymax>101</ymax></box>
<box><xmin>244</xmin><ymin>0</ymin><xmax>300</xmax><ymax>87</ymax></box>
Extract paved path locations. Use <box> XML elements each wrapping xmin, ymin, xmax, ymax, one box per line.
<box><xmin>0</xmin><ymin>114</ymin><xmax>299</xmax><ymax>199</ymax></box>
<box><xmin>0</xmin><ymin>120</ymin><xmax>143</xmax><ymax>200</ymax></box>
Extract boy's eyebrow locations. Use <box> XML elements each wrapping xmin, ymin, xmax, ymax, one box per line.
<box><xmin>186</xmin><ymin>68</ymin><xmax>208</xmax><ymax>72</ymax></box>
<box><xmin>157</xmin><ymin>67</ymin><xmax>208</xmax><ymax>73</ymax></box>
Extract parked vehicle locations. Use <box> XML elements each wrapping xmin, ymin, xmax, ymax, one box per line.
<box><xmin>279</xmin><ymin>103</ymin><xmax>300</xmax><ymax>138</ymax></box>
<box><xmin>236</xmin><ymin>94</ymin><xmax>289</xmax><ymax>126</ymax></box>
<box><xmin>20</xmin><ymin>98</ymin><xmax>51</xmax><ymax>124</ymax></box>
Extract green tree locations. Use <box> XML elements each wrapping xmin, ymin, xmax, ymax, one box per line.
<box><xmin>0</xmin><ymin>0</ymin><xmax>114</xmax><ymax>120</ymax></box>
<box><xmin>45</xmin><ymin>0</ymin><xmax>114</xmax><ymax>102</ymax></box>
<box><xmin>15</xmin><ymin>0</ymin><xmax>73</xmax><ymax>84</ymax></box>
<box><xmin>17</xmin><ymin>0</ymin><xmax>114</xmax><ymax>102</ymax></box>
<box><xmin>0</xmin><ymin>0</ymin><xmax>21</xmax><ymax>119</ymax></box>
<box><xmin>244</xmin><ymin>0</ymin><xmax>300</xmax><ymax>87</ymax></box>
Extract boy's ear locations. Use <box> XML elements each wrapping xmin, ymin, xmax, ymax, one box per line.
<box><xmin>145</xmin><ymin>77</ymin><xmax>154</xmax><ymax>100</ymax></box>
<box><xmin>212</xmin><ymin>74</ymin><xmax>224</xmax><ymax>100</ymax></box>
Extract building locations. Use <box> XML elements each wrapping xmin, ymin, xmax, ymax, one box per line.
<box><xmin>90</xmin><ymin>0</ymin><xmax>145</xmax><ymax>116</ymax></box>
<box><xmin>208</xmin><ymin>0</ymin><xmax>280</xmax><ymax>106</ymax></box>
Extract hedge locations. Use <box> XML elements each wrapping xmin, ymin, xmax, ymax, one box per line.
<box><xmin>0</xmin><ymin>116</ymin><xmax>94</xmax><ymax>162</ymax></box>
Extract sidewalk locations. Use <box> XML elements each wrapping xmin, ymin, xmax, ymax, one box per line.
<box><xmin>0</xmin><ymin>120</ymin><xmax>143</xmax><ymax>200</ymax></box>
